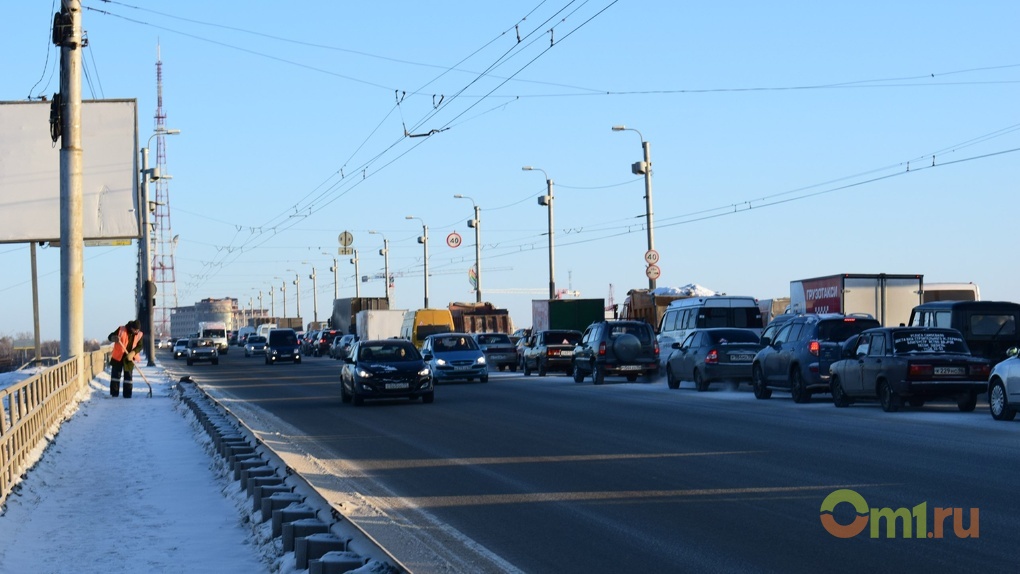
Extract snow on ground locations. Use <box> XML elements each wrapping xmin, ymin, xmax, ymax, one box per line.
<box><xmin>0</xmin><ymin>364</ymin><xmax>276</xmax><ymax>573</ymax></box>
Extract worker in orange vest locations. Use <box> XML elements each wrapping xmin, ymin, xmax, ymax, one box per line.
<box><xmin>108</xmin><ymin>320</ymin><xmax>144</xmax><ymax>398</ymax></box>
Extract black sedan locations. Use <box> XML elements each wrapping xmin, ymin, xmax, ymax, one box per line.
<box><xmin>340</xmin><ymin>339</ymin><xmax>434</xmax><ymax>406</ymax></box>
<box><xmin>665</xmin><ymin>328</ymin><xmax>762</xmax><ymax>391</ymax></box>
<box><xmin>828</xmin><ymin>327</ymin><xmax>991</xmax><ymax>412</ymax></box>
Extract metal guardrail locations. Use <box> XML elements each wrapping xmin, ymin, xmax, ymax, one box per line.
<box><xmin>0</xmin><ymin>348</ymin><xmax>110</xmax><ymax>505</ymax></box>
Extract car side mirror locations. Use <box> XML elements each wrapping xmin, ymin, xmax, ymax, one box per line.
<box><xmin>343</xmin><ymin>357</ymin><xmax>353</xmax><ymax>364</ymax></box>
<box><xmin>1008</xmin><ymin>347</ymin><xmax>1019</xmax><ymax>359</ymax></box>
<box><xmin>760</xmin><ymin>336</ymin><xmax>771</xmax><ymax>346</ymax></box>
<box><xmin>423</xmin><ymin>353</ymin><xmax>433</xmax><ymax>361</ymax></box>
<box><xmin>671</xmin><ymin>342</ymin><xmax>681</xmax><ymax>349</ymax></box>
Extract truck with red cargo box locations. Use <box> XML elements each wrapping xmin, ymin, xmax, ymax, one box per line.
<box><xmin>789</xmin><ymin>273</ymin><xmax>923</xmax><ymax>327</ymax></box>
<box><xmin>448</xmin><ymin>302</ymin><xmax>513</xmax><ymax>334</ymax></box>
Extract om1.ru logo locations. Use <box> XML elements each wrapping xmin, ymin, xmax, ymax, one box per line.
<box><xmin>820</xmin><ymin>489</ymin><xmax>979</xmax><ymax>539</ymax></box>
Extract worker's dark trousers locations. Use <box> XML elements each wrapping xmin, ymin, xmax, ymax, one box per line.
<box><xmin>109</xmin><ymin>359</ymin><xmax>134</xmax><ymax>398</ymax></box>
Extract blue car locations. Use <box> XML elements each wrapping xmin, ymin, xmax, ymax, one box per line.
<box><xmin>421</xmin><ymin>333</ymin><xmax>488</xmax><ymax>383</ymax></box>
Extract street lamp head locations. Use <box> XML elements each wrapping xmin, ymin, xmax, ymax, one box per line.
<box><xmin>521</xmin><ymin>166</ymin><xmax>533</xmax><ymax>171</ymax></box>
<box><xmin>405</xmin><ymin>215</ymin><xmax>415</xmax><ymax>220</ymax></box>
<box><xmin>612</xmin><ymin>125</ymin><xmax>626</xmax><ymax>131</ymax></box>
<box><xmin>453</xmin><ymin>194</ymin><xmax>464</xmax><ymax>199</ymax></box>
<box><xmin>163</xmin><ymin>129</ymin><xmax>181</xmax><ymax>135</ymax></box>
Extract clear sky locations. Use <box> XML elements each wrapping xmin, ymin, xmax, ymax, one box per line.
<box><xmin>3</xmin><ymin>1</ymin><xmax>1019</xmax><ymax>340</ymax></box>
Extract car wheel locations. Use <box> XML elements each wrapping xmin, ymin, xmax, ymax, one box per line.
<box><xmin>212</xmin><ymin>359</ymin><xmax>219</xmax><ymax>365</ymax></box>
<box><xmin>752</xmin><ymin>365</ymin><xmax>771</xmax><ymax>399</ymax></box>
<box><xmin>908</xmin><ymin>397</ymin><xmax>925</xmax><ymax>408</ymax></box>
<box><xmin>830</xmin><ymin>377</ymin><xmax>852</xmax><ymax>408</ymax></box>
<box><xmin>790</xmin><ymin>369</ymin><xmax>810</xmax><ymax>403</ymax></box>
<box><xmin>957</xmin><ymin>392</ymin><xmax>977</xmax><ymax>413</ymax></box>
<box><xmin>593</xmin><ymin>364</ymin><xmax>605</xmax><ymax>386</ymax></box>
<box><xmin>480</xmin><ymin>375</ymin><xmax>489</xmax><ymax>383</ymax></box>
<box><xmin>878</xmin><ymin>380</ymin><xmax>901</xmax><ymax>412</ymax></box>
<box><xmin>352</xmin><ymin>392</ymin><xmax>364</xmax><ymax>406</ymax></box>
<box><xmin>989</xmin><ymin>380</ymin><xmax>1017</xmax><ymax>420</ymax></box>
<box><xmin>340</xmin><ymin>383</ymin><xmax>351</xmax><ymax>403</ymax></box>
<box><xmin>295</xmin><ymin>358</ymin><xmax>302</xmax><ymax>364</ymax></box>
<box><xmin>511</xmin><ymin>363</ymin><xmax>518</xmax><ymax>373</ymax></box>
<box><xmin>523</xmin><ymin>359</ymin><xmax>532</xmax><ymax>377</ymax></box>
<box><xmin>666</xmin><ymin>366</ymin><xmax>680</xmax><ymax>390</ymax></box>
<box><xmin>538</xmin><ymin>359</ymin><xmax>547</xmax><ymax>377</ymax></box>
<box><xmin>572</xmin><ymin>362</ymin><xmax>585</xmax><ymax>383</ymax></box>
<box><xmin>694</xmin><ymin>369</ymin><xmax>708</xmax><ymax>392</ymax></box>
<box><xmin>421</xmin><ymin>391</ymin><xmax>435</xmax><ymax>404</ymax></box>
<box><xmin>187</xmin><ymin>359</ymin><xmax>193</xmax><ymax>366</ymax></box>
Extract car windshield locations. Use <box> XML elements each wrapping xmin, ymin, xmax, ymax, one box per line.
<box><xmin>818</xmin><ymin>318</ymin><xmax>882</xmax><ymax>342</ymax></box>
<box><xmin>476</xmin><ymin>334</ymin><xmax>512</xmax><ymax>345</ymax></box>
<box><xmin>609</xmin><ymin>324</ymin><xmax>652</xmax><ymax>343</ymax></box>
<box><xmin>359</xmin><ymin>343</ymin><xmax>420</xmax><ymax>361</ymax></box>
<box><xmin>248</xmin><ymin>336</ymin><xmax>266</xmax><ymax>344</ymax></box>
<box><xmin>707</xmin><ymin>330</ymin><xmax>760</xmax><ymax>344</ymax></box>
<box><xmin>893</xmin><ymin>330</ymin><xmax>970</xmax><ymax>354</ymax></box>
<box><xmin>546</xmin><ymin>331</ymin><xmax>581</xmax><ymax>345</ymax></box>
<box><xmin>432</xmin><ymin>335</ymin><xmax>479</xmax><ymax>352</ymax></box>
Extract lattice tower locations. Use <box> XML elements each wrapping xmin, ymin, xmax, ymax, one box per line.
<box><xmin>151</xmin><ymin>45</ymin><xmax>178</xmax><ymax>337</ymax></box>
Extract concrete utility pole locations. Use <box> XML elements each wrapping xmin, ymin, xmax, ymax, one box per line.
<box><xmin>613</xmin><ymin>126</ymin><xmax>656</xmax><ymax>290</ymax></box>
<box><xmin>406</xmin><ymin>217</ymin><xmax>429</xmax><ymax>308</ymax></box>
<box><xmin>455</xmin><ymin>195</ymin><xmax>482</xmax><ymax>303</ymax></box>
<box><xmin>292</xmin><ymin>273</ymin><xmax>301</xmax><ymax>322</ymax></box>
<box><xmin>309</xmin><ymin>267</ymin><xmax>318</xmax><ymax>323</ymax></box>
<box><xmin>523</xmin><ymin>167</ymin><xmax>556</xmax><ymax>300</ymax></box>
<box><xmin>350</xmin><ymin>249</ymin><xmax>361</xmax><ymax>297</ymax></box>
<box><xmin>57</xmin><ymin>0</ymin><xmax>84</xmax><ymax>360</ymax></box>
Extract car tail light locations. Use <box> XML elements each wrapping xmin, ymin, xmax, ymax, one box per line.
<box><xmin>808</xmin><ymin>340</ymin><xmax>820</xmax><ymax>356</ymax></box>
<box><xmin>908</xmin><ymin>364</ymin><xmax>933</xmax><ymax>379</ymax></box>
<box><xmin>705</xmin><ymin>349</ymin><xmax>719</xmax><ymax>364</ymax></box>
<box><xmin>654</xmin><ymin>342</ymin><xmax>659</xmax><ymax>356</ymax></box>
<box><xmin>970</xmin><ymin>363</ymin><xmax>991</xmax><ymax>378</ymax></box>
<box><xmin>598</xmin><ymin>342</ymin><xmax>606</xmax><ymax>356</ymax></box>
<box><xmin>547</xmin><ymin>348</ymin><xmax>559</xmax><ymax>357</ymax></box>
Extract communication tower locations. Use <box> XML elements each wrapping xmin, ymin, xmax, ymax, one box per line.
<box><xmin>151</xmin><ymin>45</ymin><xmax>178</xmax><ymax>337</ymax></box>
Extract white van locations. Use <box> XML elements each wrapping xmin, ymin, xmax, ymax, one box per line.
<box><xmin>256</xmin><ymin>323</ymin><xmax>278</xmax><ymax>340</ymax></box>
<box><xmin>656</xmin><ymin>296</ymin><xmax>763</xmax><ymax>366</ymax></box>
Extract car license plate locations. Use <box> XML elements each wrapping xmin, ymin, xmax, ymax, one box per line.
<box><xmin>730</xmin><ymin>354</ymin><xmax>754</xmax><ymax>362</ymax></box>
<box><xmin>489</xmin><ymin>354</ymin><xmax>508</xmax><ymax>361</ymax></box>
<box><xmin>934</xmin><ymin>366</ymin><xmax>964</xmax><ymax>376</ymax></box>
<box><xmin>620</xmin><ymin>365</ymin><xmax>642</xmax><ymax>371</ymax></box>
<box><xmin>385</xmin><ymin>383</ymin><xmax>409</xmax><ymax>390</ymax></box>
<box><xmin>559</xmin><ymin>350</ymin><xmax>573</xmax><ymax>356</ymax></box>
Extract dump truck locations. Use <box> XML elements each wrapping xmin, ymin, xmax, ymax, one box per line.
<box><xmin>448</xmin><ymin>302</ymin><xmax>513</xmax><ymax>334</ymax></box>
<box><xmin>789</xmin><ymin>273</ymin><xmax>923</xmax><ymax>327</ymax></box>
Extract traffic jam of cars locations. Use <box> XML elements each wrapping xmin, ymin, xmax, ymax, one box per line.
<box><xmin>165</xmin><ymin>280</ymin><xmax>1020</xmax><ymax>419</ymax></box>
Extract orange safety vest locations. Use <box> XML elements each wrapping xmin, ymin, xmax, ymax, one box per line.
<box><xmin>111</xmin><ymin>326</ymin><xmax>143</xmax><ymax>362</ymax></box>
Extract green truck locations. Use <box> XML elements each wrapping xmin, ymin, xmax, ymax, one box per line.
<box><xmin>531</xmin><ymin>298</ymin><xmax>607</xmax><ymax>333</ymax></box>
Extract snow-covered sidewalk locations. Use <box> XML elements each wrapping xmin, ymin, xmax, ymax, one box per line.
<box><xmin>0</xmin><ymin>364</ymin><xmax>269</xmax><ymax>573</ymax></box>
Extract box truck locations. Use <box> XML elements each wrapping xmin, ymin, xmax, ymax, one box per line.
<box><xmin>531</xmin><ymin>298</ymin><xmax>606</xmax><ymax>333</ymax></box>
<box><xmin>448</xmin><ymin>301</ymin><xmax>513</xmax><ymax>334</ymax></box>
<box><xmin>198</xmin><ymin>321</ymin><xmax>229</xmax><ymax>353</ymax></box>
<box><xmin>331</xmin><ymin>297</ymin><xmax>389</xmax><ymax>335</ymax></box>
<box><xmin>355</xmin><ymin>309</ymin><xmax>407</xmax><ymax>340</ymax></box>
<box><xmin>789</xmin><ymin>273</ymin><xmax>923</xmax><ymax>327</ymax></box>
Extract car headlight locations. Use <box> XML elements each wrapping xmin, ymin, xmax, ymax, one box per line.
<box><xmin>271</xmin><ymin>349</ymin><xmax>279</xmax><ymax>355</ymax></box>
<box><xmin>357</xmin><ymin>368</ymin><xmax>373</xmax><ymax>378</ymax></box>
<box><xmin>476</xmin><ymin>356</ymin><xmax>486</xmax><ymax>364</ymax></box>
<box><xmin>435</xmin><ymin>358</ymin><xmax>447</xmax><ymax>366</ymax></box>
<box><xmin>418</xmin><ymin>368</ymin><xmax>430</xmax><ymax>377</ymax></box>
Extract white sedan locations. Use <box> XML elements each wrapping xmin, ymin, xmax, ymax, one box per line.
<box><xmin>988</xmin><ymin>348</ymin><xmax>1020</xmax><ymax>420</ymax></box>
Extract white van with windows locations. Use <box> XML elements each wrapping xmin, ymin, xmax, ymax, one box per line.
<box><xmin>656</xmin><ymin>296</ymin><xmax>763</xmax><ymax>367</ymax></box>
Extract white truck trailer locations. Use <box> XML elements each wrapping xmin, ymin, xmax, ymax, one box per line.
<box><xmin>355</xmin><ymin>309</ymin><xmax>407</xmax><ymax>340</ymax></box>
<box><xmin>789</xmin><ymin>273</ymin><xmax>923</xmax><ymax>327</ymax></box>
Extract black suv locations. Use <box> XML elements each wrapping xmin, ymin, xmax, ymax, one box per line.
<box><xmin>571</xmin><ymin>320</ymin><xmax>659</xmax><ymax>384</ymax></box>
<box><xmin>751</xmin><ymin>314</ymin><xmax>880</xmax><ymax>402</ymax></box>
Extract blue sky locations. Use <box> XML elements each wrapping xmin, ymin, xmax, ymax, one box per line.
<box><xmin>2</xmin><ymin>1</ymin><xmax>1019</xmax><ymax>340</ymax></box>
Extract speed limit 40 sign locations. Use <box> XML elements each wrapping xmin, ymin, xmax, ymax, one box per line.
<box><xmin>446</xmin><ymin>232</ymin><xmax>463</xmax><ymax>248</ymax></box>
<box><xmin>644</xmin><ymin>249</ymin><xmax>660</xmax><ymax>265</ymax></box>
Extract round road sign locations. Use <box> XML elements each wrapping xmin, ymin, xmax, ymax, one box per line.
<box><xmin>645</xmin><ymin>264</ymin><xmax>661</xmax><ymax>280</ymax></box>
<box><xmin>338</xmin><ymin>231</ymin><xmax>354</xmax><ymax>246</ymax></box>
<box><xmin>644</xmin><ymin>249</ymin><xmax>660</xmax><ymax>265</ymax></box>
<box><xmin>446</xmin><ymin>232</ymin><xmax>463</xmax><ymax>248</ymax></box>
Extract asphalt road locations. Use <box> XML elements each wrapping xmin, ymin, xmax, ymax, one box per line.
<box><xmin>164</xmin><ymin>347</ymin><xmax>1019</xmax><ymax>574</ymax></box>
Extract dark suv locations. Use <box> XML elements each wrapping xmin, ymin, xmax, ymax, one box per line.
<box><xmin>571</xmin><ymin>320</ymin><xmax>659</xmax><ymax>385</ymax></box>
<box><xmin>751</xmin><ymin>314</ymin><xmax>880</xmax><ymax>402</ymax></box>
<box><xmin>265</xmin><ymin>328</ymin><xmax>302</xmax><ymax>365</ymax></box>
<box><xmin>313</xmin><ymin>329</ymin><xmax>342</xmax><ymax>357</ymax></box>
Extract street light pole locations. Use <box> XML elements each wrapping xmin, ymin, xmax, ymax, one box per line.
<box><xmin>406</xmin><ymin>216</ymin><xmax>429</xmax><ymax>308</ymax></box>
<box><xmin>522</xmin><ymin>167</ymin><xmax>556</xmax><ymax>299</ymax></box>
<box><xmin>292</xmin><ymin>273</ymin><xmax>301</xmax><ymax>322</ymax></box>
<box><xmin>280</xmin><ymin>280</ymin><xmax>287</xmax><ymax>319</ymax></box>
<box><xmin>269</xmin><ymin>285</ymin><xmax>275</xmax><ymax>317</ymax></box>
<box><xmin>613</xmin><ymin>125</ymin><xmax>656</xmax><ymax>290</ymax></box>
<box><xmin>454</xmin><ymin>195</ymin><xmax>482</xmax><ymax>302</ymax></box>
<box><xmin>308</xmin><ymin>267</ymin><xmax>318</xmax><ymax>323</ymax></box>
<box><xmin>139</xmin><ymin>128</ymin><xmax>180</xmax><ymax>365</ymax></box>
<box><xmin>368</xmin><ymin>231</ymin><xmax>390</xmax><ymax>304</ymax></box>
<box><xmin>350</xmin><ymin>249</ymin><xmax>361</xmax><ymax>297</ymax></box>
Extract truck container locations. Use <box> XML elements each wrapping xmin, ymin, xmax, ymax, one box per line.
<box><xmin>355</xmin><ymin>309</ymin><xmax>407</xmax><ymax>340</ymax></box>
<box><xmin>531</xmin><ymin>298</ymin><xmax>606</xmax><ymax>333</ymax></box>
<box><xmin>758</xmin><ymin>297</ymin><xmax>791</xmax><ymax>325</ymax></box>
<box><xmin>789</xmin><ymin>273</ymin><xmax>923</xmax><ymax>327</ymax></box>
<box><xmin>331</xmin><ymin>297</ymin><xmax>389</xmax><ymax>335</ymax></box>
<box><xmin>448</xmin><ymin>301</ymin><xmax>513</xmax><ymax>334</ymax></box>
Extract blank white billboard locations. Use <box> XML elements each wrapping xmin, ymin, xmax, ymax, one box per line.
<box><xmin>0</xmin><ymin>99</ymin><xmax>138</xmax><ymax>243</ymax></box>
